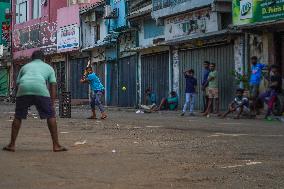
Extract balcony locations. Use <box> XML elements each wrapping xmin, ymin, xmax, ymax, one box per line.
<box><xmin>152</xmin><ymin>0</ymin><xmax>190</xmax><ymax>11</ymax></box>
<box><xmin>152</xmin><ymin>0</ymin><xmax>213</xmax><ymax>20</ymax></box>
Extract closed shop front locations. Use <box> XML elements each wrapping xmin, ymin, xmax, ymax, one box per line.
<box><xmin>275</xmin><ymin>32</ymin><xmax>284</xmax><ymax>77</ymax></box>
<box><xmin>141</xmin><ymin>52</ymin><xmax>169</xmax><ymax>104</ymax></box>
<box><xmin>179</xmin><ymin>43</ymin><xmax>235</xmax><ymax>110</ymax></box>
<box><xmin>70</xmin><ymin>58</ymin><xmax>89</xmax><ymax>99</ymax></box>
<box><xmin>118</xmin><ymin>55</ymin><xmax>137</xmax><ymax>107</ymax></box>
<box><xmin>107</xmin><ymin>62</ymin><xmax>118</xmax><ymax>106</ymax></box>
<box><xmin>52</xmin><ymin>61</ymin><xmax>66</xmax><ymax>99</ymax></box>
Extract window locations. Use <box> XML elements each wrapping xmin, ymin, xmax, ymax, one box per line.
<box><xmin>16</xmin><ymin>0</ymin><xmax>28</xmax><ymax>24</ymax></box>
<box><xmin>33</xmin><ymin>0</ymin><xmax>42</xmax><ymax>19</ymax></box>
<box><xmin>96</xmin><ymin>24</ymin><xmax>100</xmax><ymax>41</ymax></box>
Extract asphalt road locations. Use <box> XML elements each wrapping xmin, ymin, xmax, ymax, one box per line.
<box><xmin>0</xmin><ymin>103</ymin><xmax>284</xmax><ymax>189</ymax></box>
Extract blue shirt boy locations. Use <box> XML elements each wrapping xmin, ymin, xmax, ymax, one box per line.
<box><xmin>87</xmin><ymin>73</ymin><xmax>104</xmax><ymax>92</ymax></box>
<box><xmin>250</xmin><ymin>63</ymin><xmax>266</xmax><ymax>85</ymax></box>
<box><xmin>185</xmin><ymin>75</ymin><xmax>197</xmax><ymax>93</ymax></box>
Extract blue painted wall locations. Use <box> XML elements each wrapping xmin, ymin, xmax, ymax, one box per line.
<box><xmin>110</xmin><ymin>0</ymin><xmax>127</xmax><ymax>31</ymax></box>
<box><xmin>143</xmin><ymin>19</ymin><xmax>164</xmax><ymax>39</ymax></box>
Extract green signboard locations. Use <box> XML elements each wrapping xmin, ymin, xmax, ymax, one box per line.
<box><xmin>0</xmin><ymin>2</ymin><xmax>10</xmax><ymax>46</ymax></box>
<box><xmin>233</xmin><ymin>0</ymin><xmax>284</xmax><ymax>26</ymax></box>
<box><xmin>0</xmin><ymin>68</ymin><xmax>8</xmax><ymax>96</ymax></box>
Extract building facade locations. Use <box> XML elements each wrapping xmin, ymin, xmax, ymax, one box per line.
<box><xmin>77</xmin><ymin>0</ymin><xmax>240</xmax><ymax>109</ymax></box>
<box><xmin>11</xmin><ymin>0</ymin><xmax>67</xmax><ymax>97</ymax></box>
<box><xmin>128</xmin><ymin>0</ymin><xmax>170</xmax><ymax>106</ymax></box>
<box><xmin>151</xmin><ymin>0</ymin><xmax>237</xmax><ymax>110</ymax></box>
<box><xmin>232</xmin><ymin>0</ymin><xmax>284</xmax><ymax>83</ymax></box>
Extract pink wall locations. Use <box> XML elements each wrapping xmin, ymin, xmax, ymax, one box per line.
<box><xmin>12</xmin><ymin>0</ymin><xmax>67</xmax><ymax>60</ymax></box>
<box><xmin>12</xmin><ymin>0</ymin><xmax>101</xmax><ymax>60</ymax></box>
<box><xmin>57</xmin><ymin>0</ymin><xmax>102</xmax><ymax>28</ymax></box>
<box><xmin>57</xmin><ymin>4</ymin><xmax>80</xmax><ymax>28</ymax></box>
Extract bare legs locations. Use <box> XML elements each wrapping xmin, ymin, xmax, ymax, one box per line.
<box><xmin>203</xmin><ymin>98</ymin><xmax>219</xmax><ymax>116</ymax></box>
<box><xmin>47</xmin><ymin>118</ymin><xmax>67</xmax><ymax>152</ymax></box>
<box><xmin>2</xmin><ymin>118</ymin><xmax>22</xmax><ymax>152</ymax></box>
<box><xmin>88</xmin><ymin>109</ymin><xmax>97</xmax><ymax>119</ymax></box>
<box><xmin>214</xmin><ymin>98</ymin><xmax>219</xmax><ymax>114</ymax></box>
<box><xmin>203</xmin><ymin>98</ymin><xmax>213</xmax><ymax>116</ymax></box>
<box><xmin>3</xmin><ymin>117</ymin><xmax>67</xmax><ymax>152</ymax></box>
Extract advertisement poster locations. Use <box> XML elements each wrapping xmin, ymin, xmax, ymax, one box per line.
<box><xmin>13</xmin><ymin>22</ymin><xmax>57</xmax><ymax>51</ymax></box>
<box><xmin>57</xmin><ymin>24</ymin><xmax>80</xmax><ymax>52</ymax></box>
<box><xmin>233</xmin><ymin>0</ymin><xmax>284</xmax><ymax>25</ymax></box>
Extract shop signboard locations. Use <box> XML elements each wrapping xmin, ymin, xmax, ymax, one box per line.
<box><xmin>233</xmin><ymin>0</ymin><xmax>284</xmax><ymax>26</ymax></box>
<box><xmin>57</xmin><ymin>24</ymin><xmax>80</xmax><ymax>52</ymax></box>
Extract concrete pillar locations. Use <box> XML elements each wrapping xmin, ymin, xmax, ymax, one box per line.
<box><xmin>137</xmin><ymin>52</ymin><xmax>142</xmax><ymax>105</ymax></box>
<box><xmin>172</xmin><ymin>49</ymin><xmax>179</xmax><ymax>95</ymax></box>
<box><xmin>234</xmin><ymin>36</ymin><xmax>245</xmax><ymax>75</ymax></box>
<box><xmin>104</xmin><ymin>62</ymin><xmax>108</xmax><ymax>104</ymax></box>
<box><xmin>169</xmin><ymin>47</ymin><xmax>172</xmax><ymax>92</ymax></box>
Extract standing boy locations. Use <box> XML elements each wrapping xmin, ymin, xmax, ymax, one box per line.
<box><xmin>181</xmin><ymin>69</ymin><xmax>197</xmax><ymax>116</ymax></box>
<box><xmin>258</xmin><ymin>65</ymin><xmax>282</xmax><ymax>119</ymax></box>
<box><xmin>203</xmin><ymin>63</ymin><xmax>219</xmax><ymax>116</ymax></box>
<box><xmin>201</xmin><ymin>61</ymin><xmax>210</xmax><ymax>113</ymax></box>
<box><xmin>3</xmin><ymin>50</ymin><xmax>67</xmax><ymax>152</ymax></box>
<box><xmin>80</xmin><ymin>66</ymin><xmax>107</xmax><ymax>119</ymax></box>
<box><xmin>249</xmin><ymin>56</ymin><xmax>266</xmax><ymax>114</ymax></box>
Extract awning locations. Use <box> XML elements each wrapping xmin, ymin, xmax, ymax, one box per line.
<box><xmin>81</xmin><ymin>32</ymin><xmax>120</xmax><ymax>52</ymax></box>
<box><xmin>127</xmin><ymin>4</ymin><xmax>152</xmax><ymax>20</ymax></box>
<box><xmin>127</xmin><ymin>9</ymin><xmax>152</xmax><ymax>20</ymax></box>
<box><xmin>233</xmin><ymin>19</ymin><xmax>284</xmax><ymax>31</ymax></box>
<box><xmin>161</xmin><ymin>29</ymin><xmax>241</xmax><ymax>46</ymax></box>
<box><xmin>80</xmin><ymin>1</ymin><xmax>105</xmax><ymax>15</ymax></box>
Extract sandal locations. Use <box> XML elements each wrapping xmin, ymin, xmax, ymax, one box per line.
<box><xmin>53</xmin><ymin>147</ymin><xmax>68</xmax><ymax>152</ymax></box>
<box><xmin>2</xmin><ymin>146</ymin><xmax>15</xmax><ymax>152</ymax></box>
<box><xmin>101</xmin><ymin>115</ymin><xmax>107</xmax><ymax>120</ymax></box>
<box><xmin>87</xmin><ymin>116</ymin><xmax>98</xmax><ymax>120</ymax></box>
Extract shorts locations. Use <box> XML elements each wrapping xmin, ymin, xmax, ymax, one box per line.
<box><xmin>15</xmin><ymin>95</ymin><xmax>55</xmax><ymax>119</ymax></box>
<box><xmin>236</xmin><ymin>106</ymin><xmax>250</xmax><ymax>114</ymax></box>
<box><xmin>202</xmin><ymin>88</ymin><xmax>209</xmax><ymax>97</ymax></box>
<box><xmin>250</xmin><ymin>84</ymin><xmax>259</xmax><ymax>99</ymax></box>
<box><xmin>208</xmin><ymin>88</ymin><xmax>219</xmax><ymax>99</ymax></box>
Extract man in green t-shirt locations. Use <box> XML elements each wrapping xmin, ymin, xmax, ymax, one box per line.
<box><xmin>203</xmin><ymin>63</ymin><xmax>219</xmax><ymax>116</ymax></box>
<box><xmin>3</xmin><ymin>50</ymin><xmax>67</xmax><ymax>152</ymax></box>
<box><xmin>153</xmin><ymin>91</ymin><xmax>179</xmax><ymax>111</ymax></box>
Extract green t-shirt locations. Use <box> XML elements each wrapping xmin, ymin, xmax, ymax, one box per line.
<box><xmin>16</xmin><ymin>59</ymin><xmax>57</xmax><ymax>97</ymax></box>
<box><xmin>167</xmin><ymin>96</ymin><xmax>178</xmax><ymax>110</ymax></box>
<box><xmin>208</xmin><ymin>70</ymin><xmax>218</xmax><ymax>88</ymax></box>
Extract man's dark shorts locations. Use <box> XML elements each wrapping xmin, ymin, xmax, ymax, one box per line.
<box><xmin>15</xmin><ymin>95</ymin><xmax>55</xmax><ymax>119</ymax></box>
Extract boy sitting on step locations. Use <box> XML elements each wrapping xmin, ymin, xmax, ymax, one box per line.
<box><xmin>221</xmin><ymin>88</ymin><xmax>250</xmax><ymax>119</ymax></box>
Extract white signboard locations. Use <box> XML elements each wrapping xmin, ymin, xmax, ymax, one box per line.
<box><xmin>164</xmin><ymin>8</ymin><xmax>218</xmax><ymax>41</ymax></box>
<box><xmin>57</xmin><ymin>24</ymin><xmax>80</xmax><ymax>52</ymax></box>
